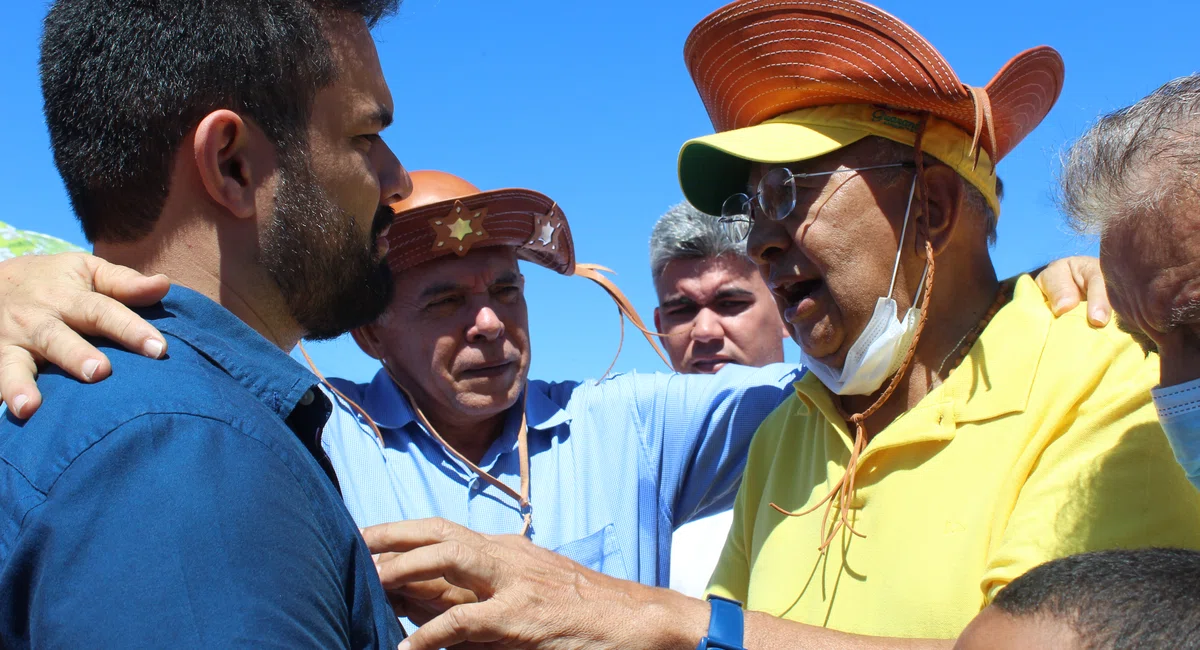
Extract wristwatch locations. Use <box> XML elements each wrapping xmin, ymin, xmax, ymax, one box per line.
<box><xmin>695</xmin><ymin>594</ymin><xmax>746</xmax><ymax>650</ymax></box>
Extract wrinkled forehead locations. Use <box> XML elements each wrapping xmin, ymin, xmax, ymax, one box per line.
<box><xmin>398</xmin><ymin>247</ymin><xmax>522</xmax><ymax>293</ymax></box>
<box><xmin>658</xmin><ymin>254</ymin><xmax>761</xmax><ymax>294</ymax></box>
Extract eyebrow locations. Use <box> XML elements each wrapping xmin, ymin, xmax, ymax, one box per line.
<box><xmin>660</xmin><ymin>287</ymin><xmax>755</xmax><ymax>309</ymax></box>
<box><xmin>416</xmin><ymin>270</ymin><xmax>523</xmax><ymax>301</ymax></box>
<box><xmin>417</xmin><ymin>281</ymin><xmax>462</xmax><ymax>301</ymax></box>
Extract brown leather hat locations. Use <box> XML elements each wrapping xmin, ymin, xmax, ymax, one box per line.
<box><xmin>384</xmin><ymin>171</ymin><xmax>575</xmax><ymax>276</ymax></box>
<box><xmin>382</xmin><ymin>170</ymin><xmax>671</xmax><ymax>372</ymax></box>
<box><xmin>683</xmin><ymin>0</ymin><xmax>1064</xmax><ymax>164</ymax></box>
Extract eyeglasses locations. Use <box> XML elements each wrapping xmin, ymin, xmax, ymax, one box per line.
<box><xmin>717</xmin><ymin>162</ymin><xmax>916</xmax><ymax>242</ymax></box>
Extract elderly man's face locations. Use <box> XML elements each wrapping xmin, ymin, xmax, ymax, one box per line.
<box><xmin>653</xmin><ymin>254</ymin><xmax>788</xmax><ymax>373</ymax></box>
<box><xmin>1100</xmin><ymin>196</ymin><xmax>1200</xmax><ymax>381</ymax></box>
<box><xmin>745</xmin><ymin>139</ymin><xmax>919</xmax><ymax>369</ymax></box>
<box><xmin>353</xmin><ymin>248</ymin><xmax>531</xmax><ymax>424</ymax></box>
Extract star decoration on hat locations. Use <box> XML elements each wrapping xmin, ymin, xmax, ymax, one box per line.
<box><xmin>429</xmin><ymin>201</ymin><xmax>489</xmax><ymax>257</ymax></box>
<box><xmin>526</xmin><ymin>206</ymin><xmax>562</xmax><ymax>251</ymax></box>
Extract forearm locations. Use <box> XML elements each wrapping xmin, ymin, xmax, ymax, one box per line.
<box><xmin>640</xmin><ymin>584</ymin><xmax>953</xmax><ymax>650</ymax></box>
<box><xmin>743</xmin><ymin>611</ymin><xmax>955</xmax><ymax>650</ymax></box>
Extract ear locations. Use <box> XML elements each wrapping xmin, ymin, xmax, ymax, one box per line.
<box><xmin>918</xmin><ymin>164</ymin><xmax>966</xmax><ymax>257</ymax></box>
<box><xmin>653</xmin><ymin>307</ymin><xmax>663</xmax><ymax>334</ymax></box>
<box><xmin>350</xmin><ymin>324</ymin><xmax>384</xmax><ymax>360</ymax></box>
<box><xmin>192</xmin><ymin>109</ymin><xmax>261</xmax><ymax>220</ymax></box>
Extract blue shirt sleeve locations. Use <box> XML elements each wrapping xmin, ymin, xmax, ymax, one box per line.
<box><xmin>8</xmin><ymin>414</ymin><xmax>361</xmax><ymax>648</ymax></box>
<box><xmin>623</xmin><ymin>363</ymin><xmax>800</xmax><ymax>529</ymax></box>
<box><xmin>1152</xmin><ymin>378</ymin><xmax>1200</xmax><ymax>490</ymax></box>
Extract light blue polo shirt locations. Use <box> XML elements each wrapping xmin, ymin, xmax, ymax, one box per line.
<box><xmin>323</xmin><ymin>363</ymin><xmax>800</xmax><ymax>588</ymax></box>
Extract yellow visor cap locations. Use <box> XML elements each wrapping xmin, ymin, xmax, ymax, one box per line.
<box><xmin>678</xmin><ymin>104</ymin><xmax>1000</xmax><ymax>218</ymax></box>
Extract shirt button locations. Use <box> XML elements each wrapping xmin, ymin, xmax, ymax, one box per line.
<box><xmin>299</xmin><ymin>389</ymin><xmax>316</xmax><ymax>406</ymax></box>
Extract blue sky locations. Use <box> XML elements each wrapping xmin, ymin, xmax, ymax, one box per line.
<box><xmin>1</xmin><ymin>0</ymin><xmax>1196</xmax><ymax>384</ymax></box>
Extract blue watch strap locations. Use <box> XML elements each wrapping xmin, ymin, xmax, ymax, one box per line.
<box><xmin>696</xmin><ymin>595</ymin><xmax>745</xmax><ymax>650</ymax></box>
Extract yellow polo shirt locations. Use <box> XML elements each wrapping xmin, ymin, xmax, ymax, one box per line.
<box><xmin>708</xmin><ymin>274</ymin><xmax>1200</xmax><ymax>639</ymax></box>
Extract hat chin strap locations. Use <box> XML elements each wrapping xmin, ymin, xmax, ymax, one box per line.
<box><xmin>573</xmin><ymin>263</ymin><xmax>674</xmax><ymax>379</ymax></box>
<box><xmin>966</xmin><ymin>85</ymin><xmax>998</xmax><ymax>172</ymax></box>
<box><xmin>769</xmin><ymin>113</ymin><xmax>939</xmax><ymax>554</ymax></box>
<box><xmin>298</xmin><ymin>340</ymin><xmax>535</xmax><ymax>537</ymax></box>
<box><xmin>295</xmin><ymin>264</ymin><xmax>672</xmax><ymax>538</ymax></box>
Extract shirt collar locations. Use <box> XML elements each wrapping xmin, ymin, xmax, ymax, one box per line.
<box><xmin>149</xmin><ymin>285</ymin><xmax>318</xmax><ymax>421</ymax></box>
<box><xmin>360</xmin><ymin>368</ymin><xmax>572</xmax><ymax>432</ymax></box>
<box><xmin>525</xmin><ymin>381</ymin><xmax>573</xmax><ymax>430</ymax></box>
<box><xmin>360</xmin><ymin>368</ymin><xmax>418</xmax><ymax>430</ymax></box>
<box><xmin>794</xmin><ymin>274</ymin><xmax>1048</xmax><ymax>452</ymax></box>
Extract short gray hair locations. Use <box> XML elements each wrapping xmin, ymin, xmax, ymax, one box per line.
<box><xmin>649</xmin><ymin>201</ymin><xmax>749</xmax><ymax>283</ymax></box>
<box><xmin>1059</xmin><ymin>74</ymin><xmax>1200</xmax><ymax>235</ymax></box>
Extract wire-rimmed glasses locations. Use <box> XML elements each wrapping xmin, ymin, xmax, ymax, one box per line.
<box><xmin>717</xmin><ymin>162</ymin><xmax>916</xmax><ymax>242</ymax></box>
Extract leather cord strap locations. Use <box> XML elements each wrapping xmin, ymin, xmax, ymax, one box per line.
<box><xmin>390</xmin><ymin>377</ymin><xmax>533</xmax><ymax>537</ymax></box>
<box><xmin>298</xmin><ymin>341</ymin><xmax>533</xmax><ymax>537</ymax></box>
<box><xmin>965</xmin><ymin>85</ymin><xmax>998</xmax><ymax>172</ymax></box>
<box><xmin>768</xmin><ymin>114</ymin><xmax>939</xmax><ymax>553</ymax></box>
<box><xmin>574</xmin><ymin>262</ymin><xmax>674</xmax><ymax>378</ymax></box>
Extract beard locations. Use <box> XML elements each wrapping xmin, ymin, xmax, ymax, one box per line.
<box><xmin>260</xmin><ymin>152</ymin><xmax>394</xmax><ymax>341</ymax></box>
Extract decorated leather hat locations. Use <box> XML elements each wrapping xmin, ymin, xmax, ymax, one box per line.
<box><xmin>382</xmin><ymin>170</ymin><xmax>670</xmax><ymax>371</ymax></box>
<box><xmin>677</xmin><ymin>0</ymin><xmax>1065</xmax><ymax>216</ymax></box>
<box><xmin>384</xmin><ymin>170</ymin><xmax>575</xmax><ymax>276</ymax></box>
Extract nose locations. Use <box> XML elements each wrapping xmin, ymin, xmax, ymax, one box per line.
<box><xmin>746</xmin><ymin>216</ymin><xmax>791</xmax><ymax>266</ymax></box>
<box><xmin>375</xmin><ymin>137</ymin><xmax>413</xmax><ymax>206</ymax></box>
<box><xmin>691</xmin><ymin>309</ymin><xmax>725</xmax><ymax>343</ymax></box>
<box><xmin>467</xmin><ymin>306</ymin><xmax>505</xmax><ymax>343</ymax></box>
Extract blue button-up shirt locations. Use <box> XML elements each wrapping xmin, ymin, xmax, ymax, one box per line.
<box><xmin>324</xmin><ymin>363</ymin><xmax>800</xmax><ymax>589</ymax></box>
<box><xmin>0</xmin><ymin>287</ymin><xmax>403</xmax><ymax>648</ymax></box>
<box><xmin>1152</xmin><ymin>378</ymin><xmax>1200</xmax><ymax>490</ymax></box>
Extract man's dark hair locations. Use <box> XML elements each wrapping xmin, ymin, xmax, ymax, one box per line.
<box><xmin>994</xmin><ymin>548</ymin><xmax>1200</xmax><ymax>649</ymax></box>
<box><xmin>40</xmin><ymin>0</ymin><xmax>399</xmax><ymax>243</ymax></box>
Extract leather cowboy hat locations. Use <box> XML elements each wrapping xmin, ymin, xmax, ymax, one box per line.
<box><xmin>385</xmin><ymin>170</ymin><xmax>575</xmax><ymax>276</ymax></box>
<box><xmin>383</xmin><ymin>170</ymin><xmax>671</xmax><ymax>369</ymax></box>
<box><xmin>677</xmin><ymin>0</ymin><xmax>1065</xmax><ymax>216</ymax></box>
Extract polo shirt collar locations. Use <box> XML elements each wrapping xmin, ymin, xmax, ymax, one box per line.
<box><xmin>525</xmin><ymin>381</ymin><xmax>573</xmax><ymax>430</ymax></box>
<box><xmin>152</xmin><ymin>285</ymin><xmax>317</xmax><ymax>420</ymax></box>
<box><xmin>359</xmin><ymin>368</ymin><xmax>571</xmax><ymax>433</ymax></box>
<box><xmin>794</xmin><ymin>274</ymin><xmax>1048</xmax><ymax>453</ymax></box>
<box><xmin>947</xmin><ymin>274</ymin><xmax>1047</xmax><ymax>424</ymax></box>
<box><xmin>360</xmin><ymin>369</ymin><xmax>418</xmax><ymax>430</ymax></box>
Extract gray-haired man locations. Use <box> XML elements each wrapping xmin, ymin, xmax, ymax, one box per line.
<box><xmin>650</xmin><ymin>201</ymin><xmax>791</xmax><ymax>375</ymax></box>
<box><xmin>650</xmin><ymin>201</ymin><xmax>791</xmax><ymax>596</ymax></box>
<box><xmin>1060</xmin><ymin>73</ymin><xmax>1200</xmax><ymax>489</ymax></box>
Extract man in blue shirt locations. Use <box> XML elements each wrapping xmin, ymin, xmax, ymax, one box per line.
<box><xmin>1060</xmin><ymin>73</ymin><xmax>1200</xmax><ymax>490</ymax></box>
<box><xmin>0</xmin><ymin>0</ymin><xmax>411</xmax><ymax>646</ymax></box>
<box><xmin>322</xmin><ymin>170</ymin><xmax>801</xmax><ymax>592</ymax></box>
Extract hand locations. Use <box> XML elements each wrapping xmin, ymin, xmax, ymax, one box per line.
<box><xmin>1034</xmin><ymin>255</ymin><xmax>1111</xmax><ymax>326</ymax></box>
<box><xmin>0</xmin><ymin>253</ymin><xmax>169</xmax><ymax>418</ymax></box>
<box><xmin>372</xmin><ymin>551</ymin><xmax>479</xmax><ymax>625</ymax></box>
<box><xmin>363</xmin><ymin>518</ymin><xmax>706</xmax><ymax>650</ymax></box>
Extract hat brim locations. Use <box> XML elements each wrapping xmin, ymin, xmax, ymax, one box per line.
<box><xmin>386</xmin><ymin>188</ymin><xmax>575</xmax><ymax>276</ymax></box>
<box><xmin>678</xmin><ymin>122</ymin><xmax>868</xmax><ymax>216</ymax></box>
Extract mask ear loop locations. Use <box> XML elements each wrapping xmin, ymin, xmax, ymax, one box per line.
<box><xmin>886</xmin><ymin>176</ymin><xmax>919</xmax><ymax>300</ymax></box>
<box><xmin>770</xmin><ymin>119</ymin><xmax>939</xmax><ymax>554</ymax></box>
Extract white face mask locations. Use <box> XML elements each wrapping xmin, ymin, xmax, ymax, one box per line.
<box><xmin>800</xmin><ymin>175</ymin><xmax>928</xmax><ymax>396</ymax></box>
